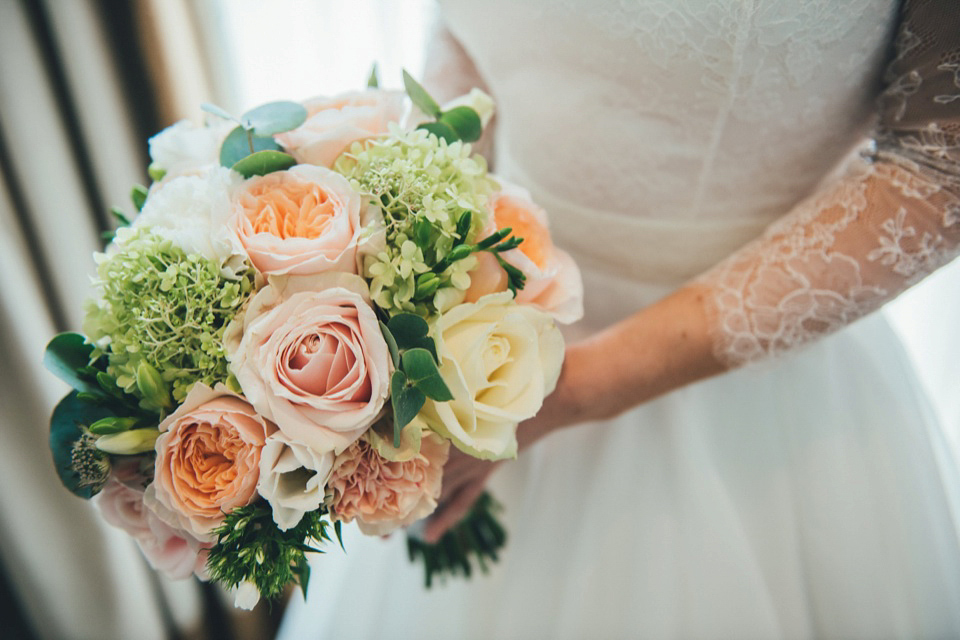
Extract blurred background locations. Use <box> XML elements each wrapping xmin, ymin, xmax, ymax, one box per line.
<box><xmin>0</xmin><ymin>1</ymin><xmax>957</xmax><ymax>639</ymax></box>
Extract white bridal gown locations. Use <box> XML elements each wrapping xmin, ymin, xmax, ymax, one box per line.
<box><xmin>280</xmin><ymin>0</ymin><xmax>960</xmax><ymax>637</ymax></box>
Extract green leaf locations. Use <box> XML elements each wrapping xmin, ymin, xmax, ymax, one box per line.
<box><xmin>130</xmin><ymin>184</ymin><xmax>149</xmax><ymax>212</ymax></box>
<box><xmin>334</xmin><ymin>520</ymin><xmax>345</xmax><ymax>551</ymax></box>
<box><xmin>367</xmin><ymin>63</ymin><xmax>380</xmax><ymax>89</ymax></box>
<box><xmin>403</xmin><ymin>69</ymin><xmax>441</xmax><ymax>118</ymax></box>
<box><xmin>50</xmin><ymin>392</ymin><xmax>115</xmax><ymax>499</ymax></box>
<box><xmin>241</xmin><ymin>101</ymin><xmax>308</xmax><ymax>136</ymax></box>
<box><xmin>402</xmin><ymin>348</ymin><xmax>453</xmax><ymax>402</ymax></box>
<box><xmin>147</xmin><ymin>163</ymin><xmax>167</xmax><ymax>182</ymax></box>
<box><xmin>439</xmin><ymin>106</ymin><xmax>483</xmax><ymax>143</ymax></box>
<box><xmin>88</xmin><ymin>416</ymin><xmax>139</xmax><ymax>435</ymax></box>
<box><xmin>455</xmin><ymin>211</ymin><xmax>472</xmax><ymax>245</ymax></box>
<box><xmin>220</xmin><ymin>125</ymin><xmax>283</xmax><ymax>168</ymax></box>
<box><xmin>43</xmin><ymin>333</ymin><xmax>102</xmax><ymax>396</ymax></box>
<box><xmin>391</xmin><ymin>370</ymin><xmax>425</xmax><ymax>445</ymax></box>
<box><xmin>231</xmin><ymin>150</ymin><xmax>297</xmax><ymax>179</ymax></box>
<box><xmin>379</xmin><ymin>320</ymin><xmax>401</xmax><ymax>369</ymax></box>
<box><xmin>413</xmin><ymin>215</ymin><xmax>432</xmax><ymax>248</ymax></box>
<box><xmin>387</xmin><ymin>313</ymin><xmax>429</xmax><ymax>349</ymax></box>
<box><xmin>201</xmin><ymin>102</ymin><xmax>238</xmax><ymax>123</ymax></box>
<box><xmin>110</xmin><ymin>206</ymin><xmax>131</xmax><ymax>227</ymax></box>
<box><xmin>417</xmin><ymin>121</ymin><xmax>459</xmax><ymax>144</ymax></box>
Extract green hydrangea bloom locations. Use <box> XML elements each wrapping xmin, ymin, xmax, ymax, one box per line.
<box><xmin>84</xmin><ymin>230</ymin><xmax>254</xmax><ymax>407</ymax></box>
<box><xmin>334</xmin><ymin>126</ymin><xmax>497</xmax><ymax>316</ymax></box>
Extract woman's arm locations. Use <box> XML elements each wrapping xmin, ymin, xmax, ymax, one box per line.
<box><xmin>425</xmin><ymin>0</ymin><xmax>960</xmax><ymax>541</ymax></box>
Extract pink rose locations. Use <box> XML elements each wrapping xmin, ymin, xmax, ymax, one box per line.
<box><xmin>328</xmin><ymin>428</ymin><xmax>449</xmax><ymax>536</ymax></box>
<box><xmin>232</xmin><ymin>164</ymin><xmax>366</xmax><ymax>276</ymax></box>
<box><xmin>149</xmin><ymin>384</ymin><xmax>276</xmax><ymax>541</ymax></box>
<box><xmin>465</xmin><ymin>180</ymin><xmax>583</xmax><ymax>324</ymax></box>
<box><xmin>224</xmin><ymin>273</ymin><xmax>391</xmax><ymax>454</ymax></box>
<box><xmin>96</xmin><ymin>477</ymin><xmax>208</xmax><ymax>580</ymax></box>
<box><xmin>276</xmin><ymin>90</ymin><xmax>406</xmax><ymax>167</ymax></box>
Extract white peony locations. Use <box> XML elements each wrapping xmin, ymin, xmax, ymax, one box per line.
<box><xmin>148</xmin><ymin>119</ymin><xmax>232</xmax><ymax>178</ymax></box>
<box><xmin>420</xmin><ymin>292</ymin><xmax>564</xmax><ymax>460</ymax></box>
<box><xmin>133</xmin><ymin>167</ymin><xmax>248</xmax><ymax>278</ymax></box>
<box><xmin>257</xmin><ymin>432</ymin><xmax>334</xmax><ymax>531</ymax></box>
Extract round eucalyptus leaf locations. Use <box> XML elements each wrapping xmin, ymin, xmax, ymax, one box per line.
<box><xmin>231</xmin><ymin>150</ymin><xmax>297</xmax><ymax>179</ymax></box>
<box><xmin>241</xmin><ymin>101</ymin><xmax>308</xmax><ymax>136</ymax></box>
<box><xmin>50</xmin><ymin>392</ymin><xmax>115</xmax><ymax>499</ymax></box>
<box><xmin>417</xmin><ymin>121</ymin><xmax>459</xmax><ymax>145</ymax></box>
<box><xmin>439</xmin><ymin>106</ymin><xmax>483</xmax><ymax>143</ymax></box>
<box><xmin>220</xmin><ymin>125</ymin><xmax>283</xmax><ymax>168</ymax></box>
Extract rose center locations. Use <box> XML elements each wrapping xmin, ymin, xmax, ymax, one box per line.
<box><xmin>245</xmin><ymin>179</ymin><xmax>336</xmax><ymax>239</ymax></box>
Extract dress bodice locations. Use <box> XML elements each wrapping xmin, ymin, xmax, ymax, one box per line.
<box><xmin>441</xmin><ymin>0</ymin><xmax>898</xmax><ymax>286</ymax></box>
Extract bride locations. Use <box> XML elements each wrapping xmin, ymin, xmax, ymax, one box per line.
<box><xmin>279</xmin><ymin>0</ymin><xmax>960</xmax><ymax>637</ymax></box>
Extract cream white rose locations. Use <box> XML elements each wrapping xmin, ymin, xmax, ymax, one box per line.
<box><xmin>148</xmin><ymin>119</ymin><xmax>232</xmax><ymax>178</ymax></box>
<box><xmin>420</xmin><ymin>292</ymin><xmax>564</xmax><ymax>460</ymax></box>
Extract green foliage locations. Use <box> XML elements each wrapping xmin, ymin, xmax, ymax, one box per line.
<box><xmin>220</xmin><ymin>126</ymin><xmax>283</xmax><ymax>168</ymax></box>
<box><xmin>231</xmin><ymin>150</ymin><xmax>297</xmax><ymax>179</ymax></box>
<box><xmin>44</xmin><ymin>333</ymin><xmax>102</xmax><ymax>397</ymax></box>
<box><xmin>416</xmin><ymin>121</ymin><xmax>459</xmax><ymax>144</ymax></box>
<box><xmin>130</xmin><ymin>184</ymin><xmax>149</xmax><ymax>212</ymax></box>
<box><xmin>401</xmin><ymin>348</ymin><xmax>453</xmax><ymax>402</ymax></box>
<box><xmin>390</xmin><ymin>370</ymin><xmax>425</xmax><ymax>446</ymax></box>
<box><xmin>206</xmin><ymin>503</ymin><xmax>334</xmax><ymax>602</ymax></box>
<box><xmin>439</xmin><ymin>106</ymin><xmax>482</xmax><ymax>143</ymax></box>
<box><xmin>367</xmin><ymin>63</ymin><xmax>380</xmax><ymax>89</ymax></box>
<box><xmin>407</xmin><ymin>492</ymin><xmax>506</xmax><ymax>588</ymax></box>
<box><xmin>84</xmin><ymin>230</ymin><xmax>254</xmax><ymax>404</ymax></box>
<box><xmin>334</xmin><ymin>127</ymin><xmax>496</xmax><ymax>316</ymax></box>
<box><xmin>241</xmin><ymin>101</ymin><xmax>307</xmax><ymax>137</ymax></box>
<box><xmin>403</xmin><ymin>69</ymin><xmax>441</xmax><ymax>118</ymax></box>
<box><xmin>50</xmin><ymin>391</ymin><xmax>116</xmax><ymax>498</ymax></box>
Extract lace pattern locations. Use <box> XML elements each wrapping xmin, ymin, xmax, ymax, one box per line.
<box><xmin>702</xmin><ymin>0</ymin><xmax>960</xmax><ymax>367</ymax></box>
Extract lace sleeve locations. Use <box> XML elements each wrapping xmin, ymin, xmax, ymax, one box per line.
<box><xmin>699</xmin><ymin>0</ymin><xmax>960</xmax><ymax>367</ymax></box>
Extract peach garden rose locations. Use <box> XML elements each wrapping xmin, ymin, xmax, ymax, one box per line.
<box><xmin>276</xmin><ymin>90</ymin><xmax>406</xmax><ymax>168</ymax></box>
<box><xmin>146</xmin><ymin>383</ymin><xmax>276</xmax><ymax>541</ymax></box>
<box><xmin>224</xmin><ymin>273</ymin><xmax>391</xmax><ymax>455</ymax></box>
<box><xmin>465</xmin><ymin>179</ymin><xmax>583</xmax><ymax>324</ymax></box>
<box><xmin>232</xmin><ymin>164</ymin><xmax>366</xmax><ymax>276</ymax></box>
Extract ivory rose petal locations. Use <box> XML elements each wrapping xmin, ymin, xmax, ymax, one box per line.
<box><xmin>232</xmin><ymin>165</ymin><xmax>366</xmax><ymax>276</ymax></box>
<box><xmin>258</xmin><ymin>432</ymin><xmax>335</xmax><ymax>530</ymax></box>
<box><xmin>465</xmin><ymin>179</ymin><xmax>584</xmax><ymax>324</ymax></box>
<box><xmin>277</xmin><ymin>90</ymin><xmax>406</xmax><ymax>167</ymax></box>
<box><xmin>224</xmin><ymin>273</ymin><xmax>391</xmax><ymax>454</ymax></box>
<box><xmin>420</xmin><ymin>292</ymin><xmax>565</xmax><ymax>460</ymax></box>
<box><xmin>150</xmin><ymin>383</ymin><xmax>276</xmax><ymax>541</ymax></box>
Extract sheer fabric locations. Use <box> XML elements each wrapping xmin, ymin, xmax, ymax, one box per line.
<box><xmin>702</xmin><ymin>0</ymin><xmax>960</xmax><ymax>366</ymax></box>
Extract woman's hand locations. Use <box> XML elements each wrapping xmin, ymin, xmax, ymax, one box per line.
<box><xmin>423</xmin><ymin>448</ymin><xmax>501</xmax><ymax>543</ymax></box>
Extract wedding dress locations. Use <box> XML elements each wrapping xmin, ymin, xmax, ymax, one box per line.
<box><xmin>278</xmin><ymin>0</ymin><xmax>960</xmax><ymax>637</ymax></box>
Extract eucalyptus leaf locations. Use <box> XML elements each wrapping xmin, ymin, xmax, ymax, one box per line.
<box><xmin>201</xmin><ymin>102</ymin><xmax>238</xmax><ymax>123</ymax></box>
<box><xmin>379</xmin><ymin>321</ymin><xmax>401</xmax><ymax>369</ymax></box>
<box><xmin>391</xmin><ymin>370</ymin><xmax>425</xmax><ymax>445</ymax></box>
<box><xmin>220</xmin><ymin>125</ymin><xmax>283</xmax><ymax>168</ymax></box>
<box><xmin>241</xmin><ymin>101</ymin><xmax>308</xmax><ymax>136</ymax></box>
<box><xmin>417</xmin><ymin>121</ymin><xmax>459</xmax><ymax>144</ymax></box>
<box><xmin>403</xmin><ymin>70</ymin><xmax>442</xmax><ymax>118</ymax></box>
<box><xmin>439</xmin><ymin>106</ymin><xmax>483</xmax><ymax>143</ymax></box>
<box><xmin>402</xmin><ymin>348</ymin><xmax>453</xmax><ymax>401</ymax></box>
<box><xmin>367</xmin><ymin>63</ymin><xmax>380</xmax><ymax>89</ymax></box>
<box><xmin>387</xmin><ymin>313</ymin><xmax>429</xmax><ymax>348</ymax></box>
<box><xmin>231</xmin><ymin>150</ymin><xmax>297</xmax><ymax>179</ymax></box>
<box><xmin>50</xmin><ymin>391</ymin><xmax>115</xmax><ymax>499</ymax></box>
<box><xmin>44</xmin><ymin>333</ymin><xmax>102</xmax><ymax>397</ymax></box>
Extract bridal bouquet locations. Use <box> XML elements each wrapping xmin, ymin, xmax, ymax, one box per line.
<box><xmin>43</xmin><ymin>70</ymin><xmax>582</xmax><ymax>607</ymax></box>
